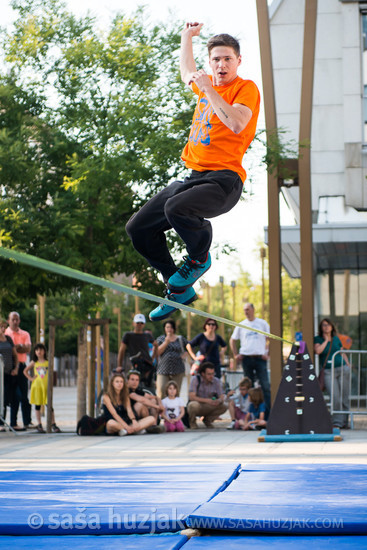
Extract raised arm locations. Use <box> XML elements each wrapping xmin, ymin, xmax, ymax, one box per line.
<box><xmin>180</xmin><ymin>22</ymin><xmax>203</xmax><ymax>86</ymax></box>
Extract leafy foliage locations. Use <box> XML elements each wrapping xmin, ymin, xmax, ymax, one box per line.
<box><xmin>0</xmin><ymin>0</ymin><xmax>200</xmax><ymax>314</ymax></box>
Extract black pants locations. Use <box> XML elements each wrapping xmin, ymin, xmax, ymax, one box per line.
<box><xmin>126</xmin><ymin>170</ymin><xmax>243</xmax><ymax>281</ymax></box>
<box><xmin>0</xmin><ymin>374</ymin><xmax>17</xmax><ymax>425</ymax></box>
<box><xmin>11</xmin><ymin>362</ymin><xmax>32</xmax><ymax>427</ymax></box>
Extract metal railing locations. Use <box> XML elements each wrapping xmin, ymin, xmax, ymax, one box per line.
<box><xmin>330</xmin><ymin>350</ymin><xmax>367</xmax><ymax>429</ymax></box>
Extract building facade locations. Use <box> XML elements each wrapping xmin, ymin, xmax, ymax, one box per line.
<box><xmin>266</xmin><ymin>0</ymin><xmax>367</xmax><ymax>348</ymax></box>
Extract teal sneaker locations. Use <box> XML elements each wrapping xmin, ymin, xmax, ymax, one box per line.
<box><xmin>167</xmin><ymin>253</ymin><xmax>211</xmax><ymax>291</ymax></box>
<box><xmin>149</xmin><ymin>287</ymin><xmax>197</xmax><ymax>321</ymax></box>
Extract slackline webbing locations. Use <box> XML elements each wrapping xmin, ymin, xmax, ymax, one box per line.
<box><xmin>0</xmin><ymin>247</ymin><xmax>293</xmax><ymax>344</ymax></box>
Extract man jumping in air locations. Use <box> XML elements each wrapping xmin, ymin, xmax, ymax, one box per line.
<box><xmin>126</xmin><ymin>22</ymin><xmax>260</xmax><ymax>321</ymax></box>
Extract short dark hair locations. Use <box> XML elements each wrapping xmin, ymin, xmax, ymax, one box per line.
<box><xmin>127</xmin><ymin>369</ymin><xmax>141</xmax><ymax>380</ymax></box>
<box><xmin>203</xmin><ymin>318</ymin><xmax>218</xmax><ymax>330</ymax></box>
<box><xmin>207</xmin><ymin>34</ymin><xmax>240</xmax><ymax>57</ymax></box>
<box><xmin>198</xmin><ymin>361</ymin><xmax>215</xmax><ymax>375</ymax></box>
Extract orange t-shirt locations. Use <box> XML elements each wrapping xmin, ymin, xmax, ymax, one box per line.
<box><xmin>181</xmin><ymin>76</ymin><xmax>260</xmax><ymax>182</ymax></box>
<box><xmin>5</xmin><ymin>327</ymin><xmax>31</xmax><ymax>363</ymax></box>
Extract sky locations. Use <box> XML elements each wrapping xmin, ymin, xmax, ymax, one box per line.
<box><xmin>2</xmin><ymin>0</ymin><xmax>294</xmax><ymax>286</ymax></box>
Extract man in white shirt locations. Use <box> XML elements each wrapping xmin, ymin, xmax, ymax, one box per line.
<box><xmin>230</xmin><ymin>303</ymin><xmax>271</xmax><ymax>414</ymax></box>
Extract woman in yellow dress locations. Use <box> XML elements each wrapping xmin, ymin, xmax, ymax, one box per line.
<box><xmin>23</xmin><ymin>343</ymin><xmax>61</xmax><ymax>433</ymax></box>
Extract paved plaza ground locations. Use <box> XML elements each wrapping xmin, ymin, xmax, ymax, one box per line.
<box><xmin>0</xmin><ymin>385</ymin><xmax>367</xmax><ymax>471</ymax></box>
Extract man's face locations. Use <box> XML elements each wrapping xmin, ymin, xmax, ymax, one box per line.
<box><xmin>202</xmin><ymin>368</ymin><xmax>215</xmax><ymax>383</ymax></box>
<box><xmin>128</xmin><ymin>374</ymin><xmax>140</xmax><ymax>390</ymax></box>
<box><xmin>8</xmin><ymin>313</ymin><xmax>20</xmax><ymax>331</ymax></box>
<box><xmin>209</xmin><ymin>46</ymin><xmax>241</xmax><ymax>86</ymax></box>
<box><xmin>133</xmin><ymin>322</ymin><xmax>145</xmax><ymax>333</ymax></box>
<box><xmin>244</xmin><ymin>304</ymin><xmax>255</xmax><ymax>321</ymax></box>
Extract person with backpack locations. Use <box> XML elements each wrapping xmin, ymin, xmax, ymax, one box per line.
<box><xmin>187</xmin><ymin>361</ymin><xmax>227</xmax><ymax>429</ymax></box>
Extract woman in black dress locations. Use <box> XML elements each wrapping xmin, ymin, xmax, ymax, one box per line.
<box><xmin>103</xmin><ymin>373</ymin><xmax>155</xmax><ymax>435</ymax></box>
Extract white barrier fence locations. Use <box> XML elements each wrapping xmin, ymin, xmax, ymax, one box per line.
<box><xmin>331</xmin><ymin>350</ymin><xmax>367</xmax><ymax>429</ymax></box>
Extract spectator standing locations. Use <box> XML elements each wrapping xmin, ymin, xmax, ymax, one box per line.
<box><xmin>0</xmin><ymin>319</ymin><xmax>18</xmax><ymax>431</ymax></box>
<box><xmin>187</xmin><ymin>361</ymin><xmax>227</xmax><ymax>429</ymax></box>
<box><xmin>314</xmin><ymin>318</ymin><xmax>351</xmax><ymax>429</ymax></box>
<box><xmin>5</xmin><ymin>311</ymin><xmax>32</xmax><ymax>429</ymax></box>
<box><xmin>186</xmin><ymin>318</ymin><xmax>226</xmax><ymax>379</ymax></box>
<box><xmin>117</xmin><ymin>314</ymin><xmax>157</xmax><ymax>390</ymax></box>
<box><xmin>230</xmin><ymin>303</ymin><xmax>271</xmax><ymax>415</ymax></box>
<box><xmin>23</xmin><ymin>343</ymin><xmax>61</xmax><ymax>433</ymax></box>
<box><xmin>156</xmin><ymin>319</ymin><xmax>188</xmax><ymax>398</ymax></box>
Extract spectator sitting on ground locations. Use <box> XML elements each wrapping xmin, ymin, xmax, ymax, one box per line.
<box><xmin>187</xmin><ymin>361</ymin><xmax>227</xmax><ymax>430</ymax></box>
<box><xmin>103</xmin><ymin>373</ymin><xmax>156</xmax><ymax>436</ymax></box>
<box><xmin>126</xmin><ymin>370</ymin><xmax>164</xmax><ymax>433</ymax></box>
<box><xmin>239</xmin><ymin>387</ymin><xmax>267</xmax><ymax>431</ymax></box>
<box><xmin>226</xmin><ymin>376</ymin><xmax>252</xmax><ymax>430</ymax></box>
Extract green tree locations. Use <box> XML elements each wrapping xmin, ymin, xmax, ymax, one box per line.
<box><xmin>0</xmin><ymin>0</ymin><xmax>200</xmax><ymax>314</ymax></box>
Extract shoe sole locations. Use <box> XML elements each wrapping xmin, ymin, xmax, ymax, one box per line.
<box><xmin>149</xmin><ymin>293</ymin><xmax>197</xmax><ymax>322</ymax></box>
<box><xmin>167</xmin><ymin>265</ymin><xmax>211</xmax><ymax>292</ymax></box>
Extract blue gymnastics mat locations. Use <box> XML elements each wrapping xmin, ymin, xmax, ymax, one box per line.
<box><xmin>0</xmin><ymin>464</ymin><xmax>240</xmax><ymax>535</ymax></box>
<box><xmin>0</xmin><ymin>534</ymin><xmax>187</xmax><ymax>549</ymax></box>
<box><xmin>182</xmin><ymin>535</ymin><xmax>367</xmax><ymax>549</ymax></box>
<box><xmin>186</xmin><ymin>464</ymin><xmax>367</xmax><ymax>534</ymax></box>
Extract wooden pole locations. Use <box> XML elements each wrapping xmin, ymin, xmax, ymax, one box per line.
<box><xmin>89</xmin><ymin>325</ymin><xmax>96</xmax><ymax>417</ymax></box>
<box><xmin>35</xmin><ymin>303</ymin><xmax>39</xmax><ymax>343</ymax></box>
<box><xmin>219</xmin><ymin>276</ymin><xmax>225</xmax><ymax>338</ymax></box>
<box><xmin>299</xmin><ymin>0</ymin><xmax>318</xmax><ymax>358</ymax></box>
<box><xmin>77</xmin><ymin>326</ymin><xmax>87</xmax><ymax>421</ymax></box>
<box><xmin>38</xmin><ymin>295</ymin><xmax>46</xmax><ymax>344</ymax></box>
<box><xmin>103</xmin><ymin>323</ymin><xmax>110</xmax><ymax>391</ymax></box>
<box><xmin>256</xmin><ymin>0</ymin><xmax>283</xmax><ymax>401</ymax></box>
<box><xmin>96</xmin><ymin>312</ymin><xmax>101</xmax><ymax>399</ymax></box>
<box><xmin>113</xmin><ymin>307</ymin><xmax>121</xmax><ymax>353</ymax></box>
<box><xmin>46</xmin><ymin>324</ymin><xmax>55</xmax><ymax>433</ymax></box>
<box><xmin>231</xmin><ymin>281</ymin><xmax>236</xmax><ymax>322</ymax></box>
<box><xmin>187</xmin><ymin>312</ymin><xmax>192</xmax><ymax>341</ymax></box>
<box><xmin>261</xmin><ymin>247</ymin><xmax>266</xmax><ymax>319</ymax></box>
<box><xmin>132</xmin><ymin>275</ymin><xmax>139</xmax><ymax>314</ymax></box>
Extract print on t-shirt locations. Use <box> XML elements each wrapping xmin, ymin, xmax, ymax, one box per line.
<box><xmin>189</xmin><ymin>98</ymin><xmax>213</xmax><ymax>146</ymax></box>
<box><xmin>166</xmin><ymin>407</ymin><xmax>176</xmax><ymax>420</ymax></box>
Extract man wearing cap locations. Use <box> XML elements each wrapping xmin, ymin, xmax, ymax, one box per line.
<box><xmin>117</xmin><ymin>314</ymin><xmax>158</xmax><ymax>390</ymax></box>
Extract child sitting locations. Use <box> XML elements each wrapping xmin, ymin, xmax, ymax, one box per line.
<box><xmin>238</xmin><ymin>386</ymin><xmax>267</xmax><ymax>431</ymax></box>
<box><xmin>161</xmin><ymin>381</ymin><xmax>185</xmax><ymax>432</ymax></box>
<box><xmin>227</xmin><ymin>377</ymin><xmax>252</xmax><ymax>430</ymax></box>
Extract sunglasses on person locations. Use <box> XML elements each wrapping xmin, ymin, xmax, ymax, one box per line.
<box><xmin>206</xmin><ymin>323</ymin><xmax>216</xmax><ymax>327</ymax></box>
